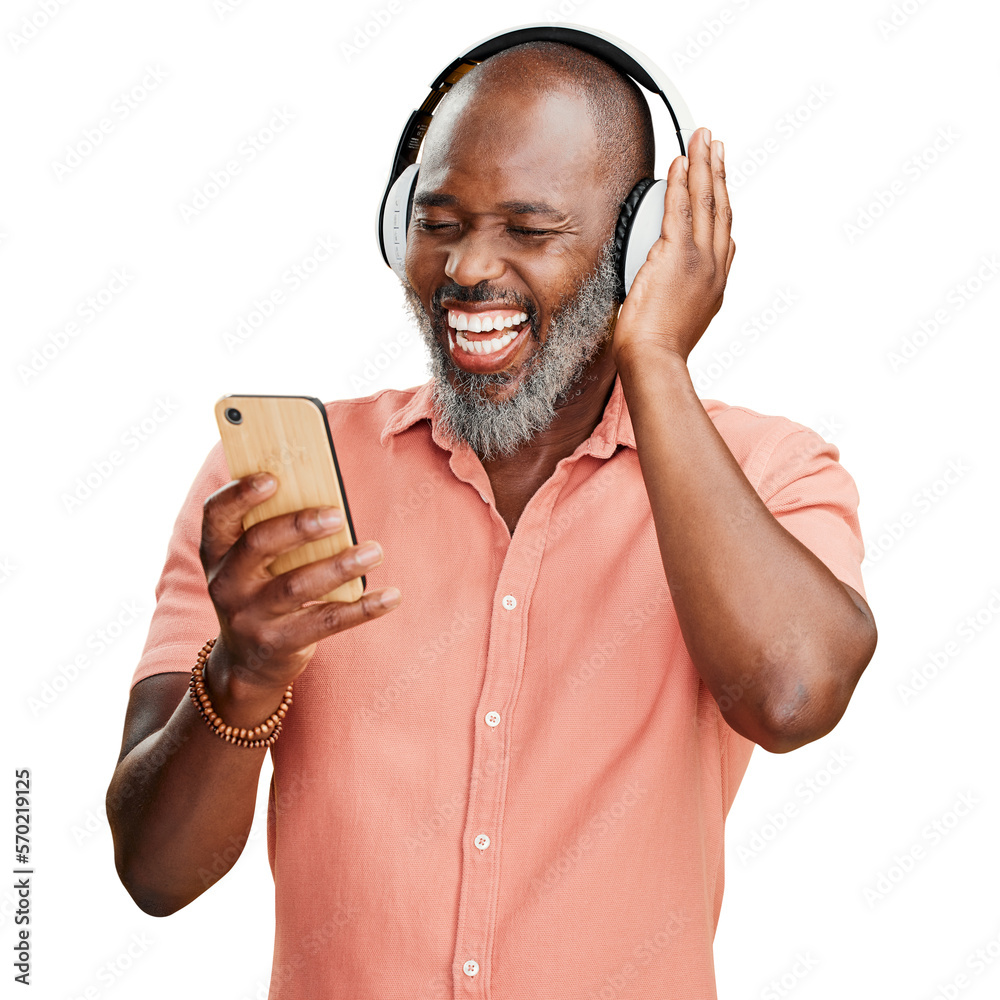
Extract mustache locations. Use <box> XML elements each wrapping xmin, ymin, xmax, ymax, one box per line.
<box><xmin>430</xmin><ymin>283</ymin><xmax>536</xmax><ymax>324</ymax></box>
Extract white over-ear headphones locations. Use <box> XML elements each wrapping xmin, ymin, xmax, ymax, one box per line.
<box><xmin>376</xmin><ymin>23</ymin><xmax>696</xmax><ymax>300</ymax></box>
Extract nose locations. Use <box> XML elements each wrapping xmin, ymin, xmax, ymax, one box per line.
<box><xmin>444</xmin><ymin>229</ymin><xmax>506</xmax><ymax>288</ymax></box>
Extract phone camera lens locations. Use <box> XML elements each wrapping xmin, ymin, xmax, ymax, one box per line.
<box><xmin>225</xmin><ymin>407</ymin><xmax>243</xmax><ymax>425</ymax></box>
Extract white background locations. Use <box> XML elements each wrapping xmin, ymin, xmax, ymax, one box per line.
<box><xmin>3</xmin><ymin>0</ymin><xmax>999</xmax><ymax>997</ymax></box>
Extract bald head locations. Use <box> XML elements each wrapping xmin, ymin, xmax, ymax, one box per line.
<box><xmin>425</xmin><ymin>40</ymin><xmax>655</xmax><ymax>234</ymax></box>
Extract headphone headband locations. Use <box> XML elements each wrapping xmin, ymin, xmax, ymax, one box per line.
<box><xmin>377</xmin><ymin>22</ymin><xmax>696</xmax><ymax>291</ymax></box>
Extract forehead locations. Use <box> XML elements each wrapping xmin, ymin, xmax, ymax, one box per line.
<box><xmin>415</xmin><ymin>86</ymin><xmax>603</xmax><ymax>212</ymax></box>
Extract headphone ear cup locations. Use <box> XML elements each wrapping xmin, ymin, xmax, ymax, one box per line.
<box><xmin>613</xmin><ymin>177</ymin><xmax>666</xmax><ymax>299</ymax></box>
<box><xmin>379</xmin><ymin>163</ymin><xmax>420</xmax><ymax>281</ymax></box>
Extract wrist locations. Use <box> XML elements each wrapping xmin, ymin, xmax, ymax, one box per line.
<box><xmin>614</xmin><ymin>338</ymin><xmax>691</xmax><ymax>386</ymax></box>
<box><xmin>203</xmin><ymin>640</ymin><xmax>292</xmax><ymax>731</ymax></box>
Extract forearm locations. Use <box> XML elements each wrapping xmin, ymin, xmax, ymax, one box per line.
<box><xmin>616</xmin><ymin>344</ymin><xmax>876</xmax><ymax>752</ymax></box>
<box><xmin>107</xmin><ymin>645</ymin><xmax>283</xmax><ymax>915</ymax></box>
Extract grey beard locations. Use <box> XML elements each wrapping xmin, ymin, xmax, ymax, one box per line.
<box><xmin>400</xmin><ymin>237</ymin><xmax>620</xmax><ymax>462</ymax></box>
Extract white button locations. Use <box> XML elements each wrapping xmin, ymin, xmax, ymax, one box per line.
<box><xmin>502</xmin><ymin>594</ymin><xmax>517</xmax><ymax>610</ymax></box>
<box><xmin>485</xmin><ymin>711</ymin><xmax>501</xmax><ymax>727</ymax></box>
<box><xmin>474</xmin><ymin>833</ymin><xmax>491</xmax><ymax>851</ymax></box>
<box><xmin>463</xmin><ymin>959</ymin><xmax>479</xmax><ymax>977</ymax></box>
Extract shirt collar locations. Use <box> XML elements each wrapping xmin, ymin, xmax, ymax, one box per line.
<box><xmin>379</xmin><ymin>369</ymin><xmax>636</xmax><ymax>457</ymax></box>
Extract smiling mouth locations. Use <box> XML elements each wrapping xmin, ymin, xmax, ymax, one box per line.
<box><xmin>447</xmin><ymin>307</ymin><xmax>530</xmax><ymax>355</ymax></box>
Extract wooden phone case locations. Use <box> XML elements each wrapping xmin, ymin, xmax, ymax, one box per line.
<box><xmin>214</xmin><ymin>395</ymin><xmax>364</xmax><ymax>603</ymax></box>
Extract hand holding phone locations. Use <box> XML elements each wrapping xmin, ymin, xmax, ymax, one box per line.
<box><xmin>201</xmin><ymin>395</ymin><xmax>402</xmax><ymax>696</ymax></box>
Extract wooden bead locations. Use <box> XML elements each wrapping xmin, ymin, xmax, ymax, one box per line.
<box><xmin>188</xmin><ymin>636</ymin><xmax>293</xmax><ymax>750</ymax></box>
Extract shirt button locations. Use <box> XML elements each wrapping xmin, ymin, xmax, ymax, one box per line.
<box><xmin>463</xmin><ymin>959</ymin><xmax>479</xmax><ymax>977</ymax></box>
<box><xmin>485</xmin><ymin>711</ymin><xmax>501</xmax><ymax>728</ymax></box>
<box><xmin>474</xmin><ymin>833</ymin><xmax>491</xmax><ymax>851</ymax></box>
<box><xmin>502</xmin><ymin>594</ymin><xmax>517</xmax><ymax>610</ymax></box>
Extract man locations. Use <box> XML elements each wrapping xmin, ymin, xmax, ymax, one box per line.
<box><xmin>107</xmin><ymin>39</ymin><xmax>876</xmax><ymax>999</ymax></box>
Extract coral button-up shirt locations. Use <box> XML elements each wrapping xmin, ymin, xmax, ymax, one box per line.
<box><xmin>130</xmin><ymin>371</ymin><xmax>867</xmax><ymax>999</ymax></box>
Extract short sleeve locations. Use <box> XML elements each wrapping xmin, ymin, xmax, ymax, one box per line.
<box><xmin>129</xmin><ymin>441</ymin><xmax>232</xmax><ymax>689</ymax></box>
<box><xmin>755</xmin><ymin>427</ymin><xmax>868</xmax><ymax>601</ymax></box>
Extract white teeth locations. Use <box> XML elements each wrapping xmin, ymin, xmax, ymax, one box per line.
<box><xmin>503</xmin><ymin>315</ymin><xmax>513</xmax><ymax>328</ymax></box>
<box><xmin>481</xmin><ymin>316</ymin><xmax>494</xmax><ymax>332</ymax></box>
<box><xmin>455</xmin><ymin>312</ymin><xmax>468</xmax><ymax>331</ymax></box>
<box><xmin>468</xmin><ymin>315</ymin><xmax>482</xmax><ymax>333</ymax></box>
<box><xmin>454</xmin><ymin>324</ymin><xmax>523</xmax><ymax>356</ymax></box>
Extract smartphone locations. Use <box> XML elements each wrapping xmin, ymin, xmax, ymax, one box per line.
<box><xmin>214</xmin><ymin>394</ymin><xmax>365</xmax><ymax>603</ymax></box>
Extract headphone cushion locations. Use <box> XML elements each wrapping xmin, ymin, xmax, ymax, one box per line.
<box><xmin>380</xmin><ymin>164</ymin><xmax>420</xmax><ymax>281</ymax></box>
<box><xmin>613</xmin><ymin>177</ymin><xmax>657</xmax><ymax>300</ymax></box>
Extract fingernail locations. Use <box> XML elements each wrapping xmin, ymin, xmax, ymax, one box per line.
<box><xmin>317</xmin><ymin>507</ymin><xmax>343</xmax><ymax>527</ymax></box>
<box><xmin>718</xmin><ymin>140</ymin><xmax>725</xmax><ymax>162</ymax></box>
<box><xmin>378</xmin><ymin>587</ymin><xmax>401</xmax><ymax>608</ymax></box>
<box><xmin>703</xmin><ymin>128</ymin><xmax>712</xmax><ymax>147</ymax></box>
<box><xmin>253</xmin><ymin>473</ymin><xmax>275</xmax><ymax>492</ymax></box>
<box><xmin>355</xmin><ymin>542</ymin><xmax>382</xmax><ymax>565</ymax></box>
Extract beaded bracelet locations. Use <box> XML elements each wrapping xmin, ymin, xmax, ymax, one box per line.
<box><xmin>188</xmin><ymin>637</ymin><xmax>293</xmax><ymax>749</ymax></box>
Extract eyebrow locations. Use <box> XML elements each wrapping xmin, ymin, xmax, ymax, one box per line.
<box><xmin>412</xmin><ymin>192</ymin><xmax>569</xmax><ymax>222</ymax></box>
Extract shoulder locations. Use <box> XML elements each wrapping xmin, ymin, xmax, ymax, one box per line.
<box><xmin>321</xmin><ymin>384</ymin><xmax>424</xmax><ymax>432</ymax></box>
<box><xmin>700</xmin><ymin>397</ymin><xmax>826</xmax><ymax>490</ymax></box>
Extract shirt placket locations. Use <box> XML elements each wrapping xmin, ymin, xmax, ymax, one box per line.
<box><xmin>446</xmin><ymin>447</ymin><xmax>583</xmax><ymax>999</ymax></box>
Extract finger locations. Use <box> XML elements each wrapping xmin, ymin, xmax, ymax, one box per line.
<box><xmin>688</xmin><ymin>126</ymin><xmax>716</xmax><ymax>250</ymax></box>
<box><xmin>259</xmin><ymin>538</ymin><xmax>384</xmax><ymax>615</ymax></box>
<box><xmin>224</xmin><ymin>503</ymin><xmax>349</xmax><ymax>588</ymax></box>
<box><xmin>711</xmin><ymin>140</ymin><xmax>733</xmax><ymax>267</ymax></box>
<box><xmin>661</xmin><ymin>154</ymin><xmax>692</xmax><ymax>246</ymax></box>
<box><xmin>291</xmin><ymin>586</ymin><xmax>403</xmax><ymax>649</ymax></box>
<box><xmin>200</xmin><ymin>473</ymin><xmax>278</xmax><ymax>573</ymax></box>
<box><xmin>726</xmin><ymin>237</ymin><xmax>736</xmax><ymax>277</ymax></box>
